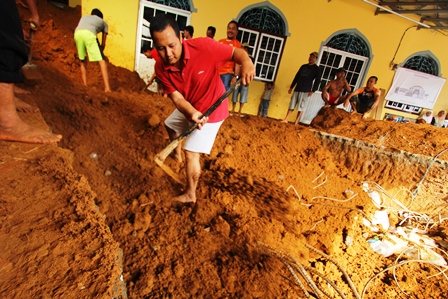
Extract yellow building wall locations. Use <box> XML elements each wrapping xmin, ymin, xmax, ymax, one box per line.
<box><xmin>81</xmin><ymin>0</ymin><xmax>448</xmax><ymax>120</ymax></box>
<box><xmin>81</xmin><ymin>0</ymin><xmax>139</xmax><ymax>70</ymax></box>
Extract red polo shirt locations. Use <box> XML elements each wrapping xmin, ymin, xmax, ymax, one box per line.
<box><xmin>150</xmin><ymin>48</ymin><xmax>159</xmax><ymax>60</ymax></box>
<box><xmin>155</xmin><ymin>37</ymin><xmax>233</xmax><ymax>123</ymax></box>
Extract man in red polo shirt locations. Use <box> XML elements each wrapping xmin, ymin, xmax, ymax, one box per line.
<box><xmin>150</xmin><ymin>14</ymin><xmax>254</xmax><ymax>204</ymax></box>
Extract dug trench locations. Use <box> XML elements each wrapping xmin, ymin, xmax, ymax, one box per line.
<box><xmin>313</xmin><ymin>129</ymin><xmax>448</xmax><ymax>188</ymax></box>
<box><xmin>1</xmin><ymin>2</ymin><xmax>448</xmax><ymax>299</ymax></box>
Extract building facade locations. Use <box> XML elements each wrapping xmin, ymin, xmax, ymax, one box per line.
<box><xmin>79</xmin><ymin>0</ymin><xmax>448</xmax><ymax>122</ymax></box>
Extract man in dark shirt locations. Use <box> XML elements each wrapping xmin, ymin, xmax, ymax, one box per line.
<box><xmin>344</xmin><ymin>76</ymin><xmax>381</xmax><ymax>118</ymax></box>
<box><xmin>281</xmin><ymin>52</ymin><xmax>321</xmax><ymax>125</ymax></box>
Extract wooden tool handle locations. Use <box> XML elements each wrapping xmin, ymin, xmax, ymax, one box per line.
<box><xmin>27</xmin><ymin>30</ymin><xmax>35</xmax><ymax>63</ymax></box>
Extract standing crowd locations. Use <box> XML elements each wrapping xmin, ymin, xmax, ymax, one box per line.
<box><xmin>417</xmin><ymin>109</ymin><xmax>447</xmax><ymax>127</ymax></box>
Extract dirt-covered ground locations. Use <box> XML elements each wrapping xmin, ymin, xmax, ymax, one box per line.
<box><xmin>1</xmin><ymin>2</ymin><xmax>448</xmax><ymax>299</ymax></box>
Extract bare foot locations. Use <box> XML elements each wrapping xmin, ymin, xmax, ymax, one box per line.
<box><xmin>105</xmin><ymin>89</ymin><xmax>111</xmax><ymax>93</ymax></box>
<box><xmin>280</xmin><ymin>119</ymin><xmax>288</xmax><ymax>123</ymax></box>
<box><xmin>0</xmin><ymin>120</ymin><xmax>62</xmax><ymax>144</ymax></box>
<box><xmin>14</xmin><ymin>86</ymin><xmax>31</xmax><ymax>94</ymax></box>
<box><xmin>172</xmin><ymin>193</ymin><xmax>196</xmax><ymax>204</ymax></box>
<box><xmin>14</xmin><ymin>97</ymin><xmax>39</xmax><ymax>113</ymax></box>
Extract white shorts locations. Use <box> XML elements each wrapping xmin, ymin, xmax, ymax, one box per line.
<box><xmin>289</xmin><ymin>91</ymin><xmax>309</xmax><ymax>112</ymax></box>
<box><xmin>164</xmin><ymin>109</ymin><xmax>224</xmax><ymax>154</ymax></box>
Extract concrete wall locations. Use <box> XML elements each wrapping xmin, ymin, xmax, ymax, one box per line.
<box><xmin>81</xmin><ymin>0</ymin><xmax>448</xmax><ymax>121</ymax></box>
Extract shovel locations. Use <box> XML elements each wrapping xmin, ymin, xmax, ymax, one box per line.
<box><xmin>21</xmin><ymin>28</ymin><xmax>43</xmax><ymax>81</ymax></box>
<box><xmin>154</xmin><ymin>79</ymin><xmax>241</xmax><ymax>184</ymax></box>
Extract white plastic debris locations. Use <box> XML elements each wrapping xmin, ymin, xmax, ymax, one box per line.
<box><xmin>368</xmin><ymin>235</ymin><xmax>408</xmax><ymax>257</ymax></box>
<box><xmin>362</xmin><ymin>218</ymin><xmax>379</xmax><ymax>232</ymax></box>
<box><xmin>368</xmin><ymin>239</ymin><xmax>395</xmax><ymax>257</ymax></box>
<box><xmin>419</xmin><ymin>247</ymin><xmax>447</xmax><ymax>266</ymax></box>
<box><xmin>362</xmin><ymin>183</ymin><xmax>382</xmax><ymax>208</ymax></box>
<box><xmin>371</xmin><ymin>210</ymin><xmax>390</xmax><ymax>231</ymax></box>
<box><xmin>399</xmin><ymin>228</ymin><xmax>447</xmax><ymax>266</ymax></box>
<box><xmin>345</xmin><ymin>235</ymin><xmax>353</xmax><ymax>246</ymax></box>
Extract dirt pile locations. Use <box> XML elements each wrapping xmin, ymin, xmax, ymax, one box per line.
<box><xmin>1</xmin><ymin>2</ymin><xmax>447</xmax><ymax>298</ymax></box>
<box><xmin>312</xmin><ymin>107</ymin><xmax>448</xmax><ymax>156</ymax></box>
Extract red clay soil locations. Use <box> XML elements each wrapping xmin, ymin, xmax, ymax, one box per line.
<box><xmin>1</xmin><ymin>2</ymin><xmax>448</xmax><ymax>299</ymax></box>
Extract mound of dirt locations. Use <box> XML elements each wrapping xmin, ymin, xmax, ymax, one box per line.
<box><xmin>1</xmin><ymin>2</ymin><xmax>447</xmax><ymax>299</ymax></box>
<box><xmin>312</xmin><ymin>107</ymin><xmax>448</xmax><ymax>156</ymax></box>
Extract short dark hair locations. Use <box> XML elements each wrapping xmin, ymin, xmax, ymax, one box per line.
<box><xmin>228</xmin><ymin>20</ymin><xmax>238</xmax><ymax>30</ymax></box>
<box><xmin>185</xmin><ymin>25</ymin><xmax>194</xmax><ymax>37</ymax></box>
<box><xmin>207</xmin><ymin>26</ymin><xmax>216</xmax><ymax>35</ymax></box>
<box><xmin>150</xmin><ymin>14</ymin><xmax>181</xmax><ymax>39</ymax></box>
<box><xmin>91</xmin><ymin>8</ymin><xmax>103</xmax><ymax>19</ymax></box>
<box><xmin>142</xmin><ymin>44</ymin><xmax>152</xmax><ymax>53</ymax></box>
<box><xmin>369</xmin><ymin>76</ymin><xmax>378</xmax><ymax>83</ymax></box>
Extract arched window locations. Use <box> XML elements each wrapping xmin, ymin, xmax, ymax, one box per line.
<box><xmin>147</xmin><ymin>0</ymin><xmax>191</xmax><ymax>11</ymax></box>
<box><xmin>318</xmin><ymin>32</ymin><xmax>371</xmax><ymax>93</ymax></box>
<box><xmin>235</xmin><ymin>3</ymin><xmax>289</xmax><ymax>81</ymax></box>
<box><xmin>238</xmin><ymin>7</ymin><xmax>285</xmax><ymax>35</ymax></box>
<box><xmin>403</xmin><ymin>54</ymin><xmax>439</xmax><ymax>76</ymax></box>
<box><xmin>326</xmin><ymin>34</ymin><xmax>370</xmax><ymax>57</ymax></box>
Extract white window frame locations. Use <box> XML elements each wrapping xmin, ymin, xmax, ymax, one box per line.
<box><xmin>238</xmin><ymin>27</ymin><xmax>285</xmax><ymax>82</ymax></box>
<box><xmin>135</xmin><ymin>1</ymin><xmax>191</xmax><ymax>71</ymax></box>
<box><xmin>238</xmin><ymin>28</ymin><xmax>259</xmax><ymax>59</ymax></box>
<box><xmin>318</xmin><ymin>46</ymin><xmax>369</xmax><ymax>93</ymax></box>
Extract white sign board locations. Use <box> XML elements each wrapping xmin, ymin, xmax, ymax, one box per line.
<box><xmin>385</xmin><ymin>67</ymin><xmax>446</xmax><ymax>109</ymax></box>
